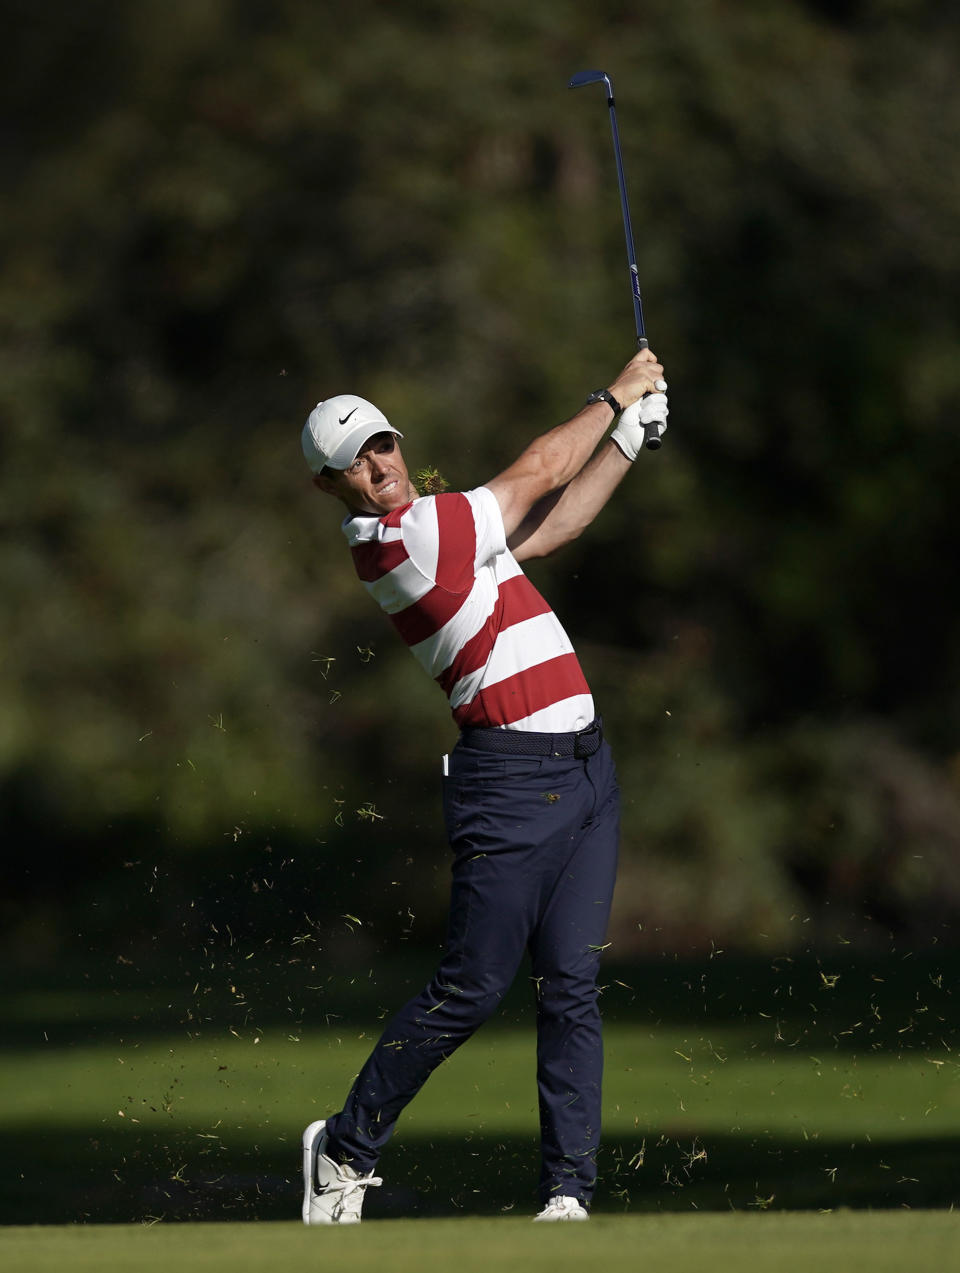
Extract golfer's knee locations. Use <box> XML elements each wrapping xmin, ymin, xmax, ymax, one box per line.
<box><xmin>535</xmin><ymin>972</ymin><xmax>599</xmax><ymax>1019</ymax></box>
<box><xmin>420</xmin><ymin>972</ymin><xmax>507</xmax><ymax>1028</ymax></box>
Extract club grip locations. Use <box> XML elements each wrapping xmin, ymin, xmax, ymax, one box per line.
<box><xmin>635</xmin><ymin>338</ymin><xmax>665</xmax><ymax>450</ymax></box>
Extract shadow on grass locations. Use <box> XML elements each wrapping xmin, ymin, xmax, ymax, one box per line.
<box><xmin>3</xmin><ymin>1123</ymin><xmax>958</xmax><ymax>1224</ymax></box>
<box><xmin>3</xmin><ymin>948</ymin><xmax>958</xmax><ymax>1054</ymax></box>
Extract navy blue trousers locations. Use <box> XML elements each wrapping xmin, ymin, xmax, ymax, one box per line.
<box><xmin>325</xmin><ymin>733</ymin><xmax>620</xmax><ymax>1205</ymax></box>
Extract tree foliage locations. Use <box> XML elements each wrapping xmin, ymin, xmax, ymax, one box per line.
<box><xmin>2</xmin><ymin>0</ymin><xmax>959</xmax><ymax>959</ymax></box>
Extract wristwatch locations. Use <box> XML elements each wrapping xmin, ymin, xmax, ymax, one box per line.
<box><xmin>585</xmin><ymin>388</ymin><xmax>623</xmax><ymax>416</ymax></box>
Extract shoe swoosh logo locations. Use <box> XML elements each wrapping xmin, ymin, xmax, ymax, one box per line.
<box><xmin>338</xmin><ymin>407</ymin><xmax>359</xmax><ymax>425</ymax></box>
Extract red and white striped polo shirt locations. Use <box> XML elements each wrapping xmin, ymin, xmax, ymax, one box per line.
<box><xmin>343</xmin><ymin>486</ymin><xmax>594</xmax><ymax>732</ymax></box>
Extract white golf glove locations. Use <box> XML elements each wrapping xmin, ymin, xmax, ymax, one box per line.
<box><xmin>611</xmin><ymin>390</ymin><xmax>669</xmax><ymax>461</ymax></box>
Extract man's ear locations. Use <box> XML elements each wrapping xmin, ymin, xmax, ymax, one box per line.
<box><xmin>312</xmin><ymin>473</ymin><xmax>339</xmax><ymax>497</ymax></box>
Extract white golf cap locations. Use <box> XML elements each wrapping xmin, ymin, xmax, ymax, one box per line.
<box><xmin>301</xmin><ymin>395</ymin><xmax>403</xmax><ymax>473</ymax></box>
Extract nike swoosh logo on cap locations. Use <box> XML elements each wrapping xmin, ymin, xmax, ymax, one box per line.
<box><xmin>338</xmin><ymin>407</ymin><xmax>359</xmax><ymax>425</ymax></box>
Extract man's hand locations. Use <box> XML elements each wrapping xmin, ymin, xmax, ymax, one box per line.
<box><xmin>611</xmin><ymin>392</ymin><xmax>669</xmax><ymax>461</ymax></box>
<box><xmin>488</xmin><ymin>346</ymin><xmax>668</xmax><ymax>542</ymax></box>
<box><xmin>606</xmin><ymin>347</ymin><xmax>666</xmax><ymax>409</ymax></box>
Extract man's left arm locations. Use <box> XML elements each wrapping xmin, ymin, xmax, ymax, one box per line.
<box><xmin>507</xmin><ymin>394</ymin><xmax>667</xmax><ymax>562</ymax></box>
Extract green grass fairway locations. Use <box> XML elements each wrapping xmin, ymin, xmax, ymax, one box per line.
<box><xmin>2</xmin><ymin>1019</ymin><xmax>958</xmax><ymax>1220</ymax></box>
<box><xmin>2</xmin><ymin>1213</ymin><xmax>959</xmax><ymax>1273</ymax></box>
<box><xmin>2</xmin><ymin>953</ymin><xmax>958</xmax><ymax>1222</ymax></box>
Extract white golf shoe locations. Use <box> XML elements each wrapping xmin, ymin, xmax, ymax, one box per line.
<box><xmin>302</xmin><ymin>1119</ymin><xmax>383</xmax><ymax>1224</ymax></box>
<box><xmin>533</xmin><ymin>1195</ymin><xmax>590</xmax><ymax>1222</ymax></box>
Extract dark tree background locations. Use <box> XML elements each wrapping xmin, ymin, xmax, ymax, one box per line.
<box><xmin>3</xmin><ymin>0</ymin><xmax>960</xmax><ymax>969</ymax></box>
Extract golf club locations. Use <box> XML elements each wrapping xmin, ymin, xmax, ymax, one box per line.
<box><xmin>568</xmin><ymin>69</ymin><xmax>664</xmax><ymax>450</ymax></box>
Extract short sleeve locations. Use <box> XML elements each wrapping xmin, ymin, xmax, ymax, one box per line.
<box><xmin>466</xmin><ymin>486</ymin><xmax>507</xmax><ymax>568</ymax></box>
<box><xmin>396</xmin><ymin>488</ymin><xmax>507</xmax><ymax>593</ymax></box>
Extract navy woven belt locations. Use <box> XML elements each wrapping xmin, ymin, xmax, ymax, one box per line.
<box><xmin>459</xmin><ymin>719</ymin><xmax>603</xmax><ymax>759</ymax></box>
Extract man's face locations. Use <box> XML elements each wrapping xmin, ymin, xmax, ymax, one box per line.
<box><xmin>313</xmin><ymin>433</ymin><xmax>417</xmax><ymax>516</ymax></box>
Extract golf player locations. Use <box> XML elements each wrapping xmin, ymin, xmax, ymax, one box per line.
<box><xmin>300</xmin><ymin>348</ymin><xmax>668</xmax><ymax>1223</ymax></box>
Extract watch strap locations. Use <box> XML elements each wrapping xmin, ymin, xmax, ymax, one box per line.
<box><xmin>586</xmin><ymin>388</ymin><xmax>623</xmax><ymax>416</ymax></box>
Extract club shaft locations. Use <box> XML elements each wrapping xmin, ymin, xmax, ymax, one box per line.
<box><xmin>569</xmin><ymin>69</ymin><xmax>662</xmax><ymax>448</ymax></box>
<box><xmin>605</xmin><ymin>92</ymin><xmax>646</xmax><ymax>346</ymax></box>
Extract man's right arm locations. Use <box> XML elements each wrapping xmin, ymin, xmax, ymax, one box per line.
<box><xmin>484</xmin><ymin>349</ymin><xmax>665</xmax><ymax>540</ymax></box>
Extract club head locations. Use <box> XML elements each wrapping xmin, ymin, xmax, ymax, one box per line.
<box><xmin>568</xmin><ymin>69</ymin><xmax>613</xmax><ymax>96</ymax></box>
